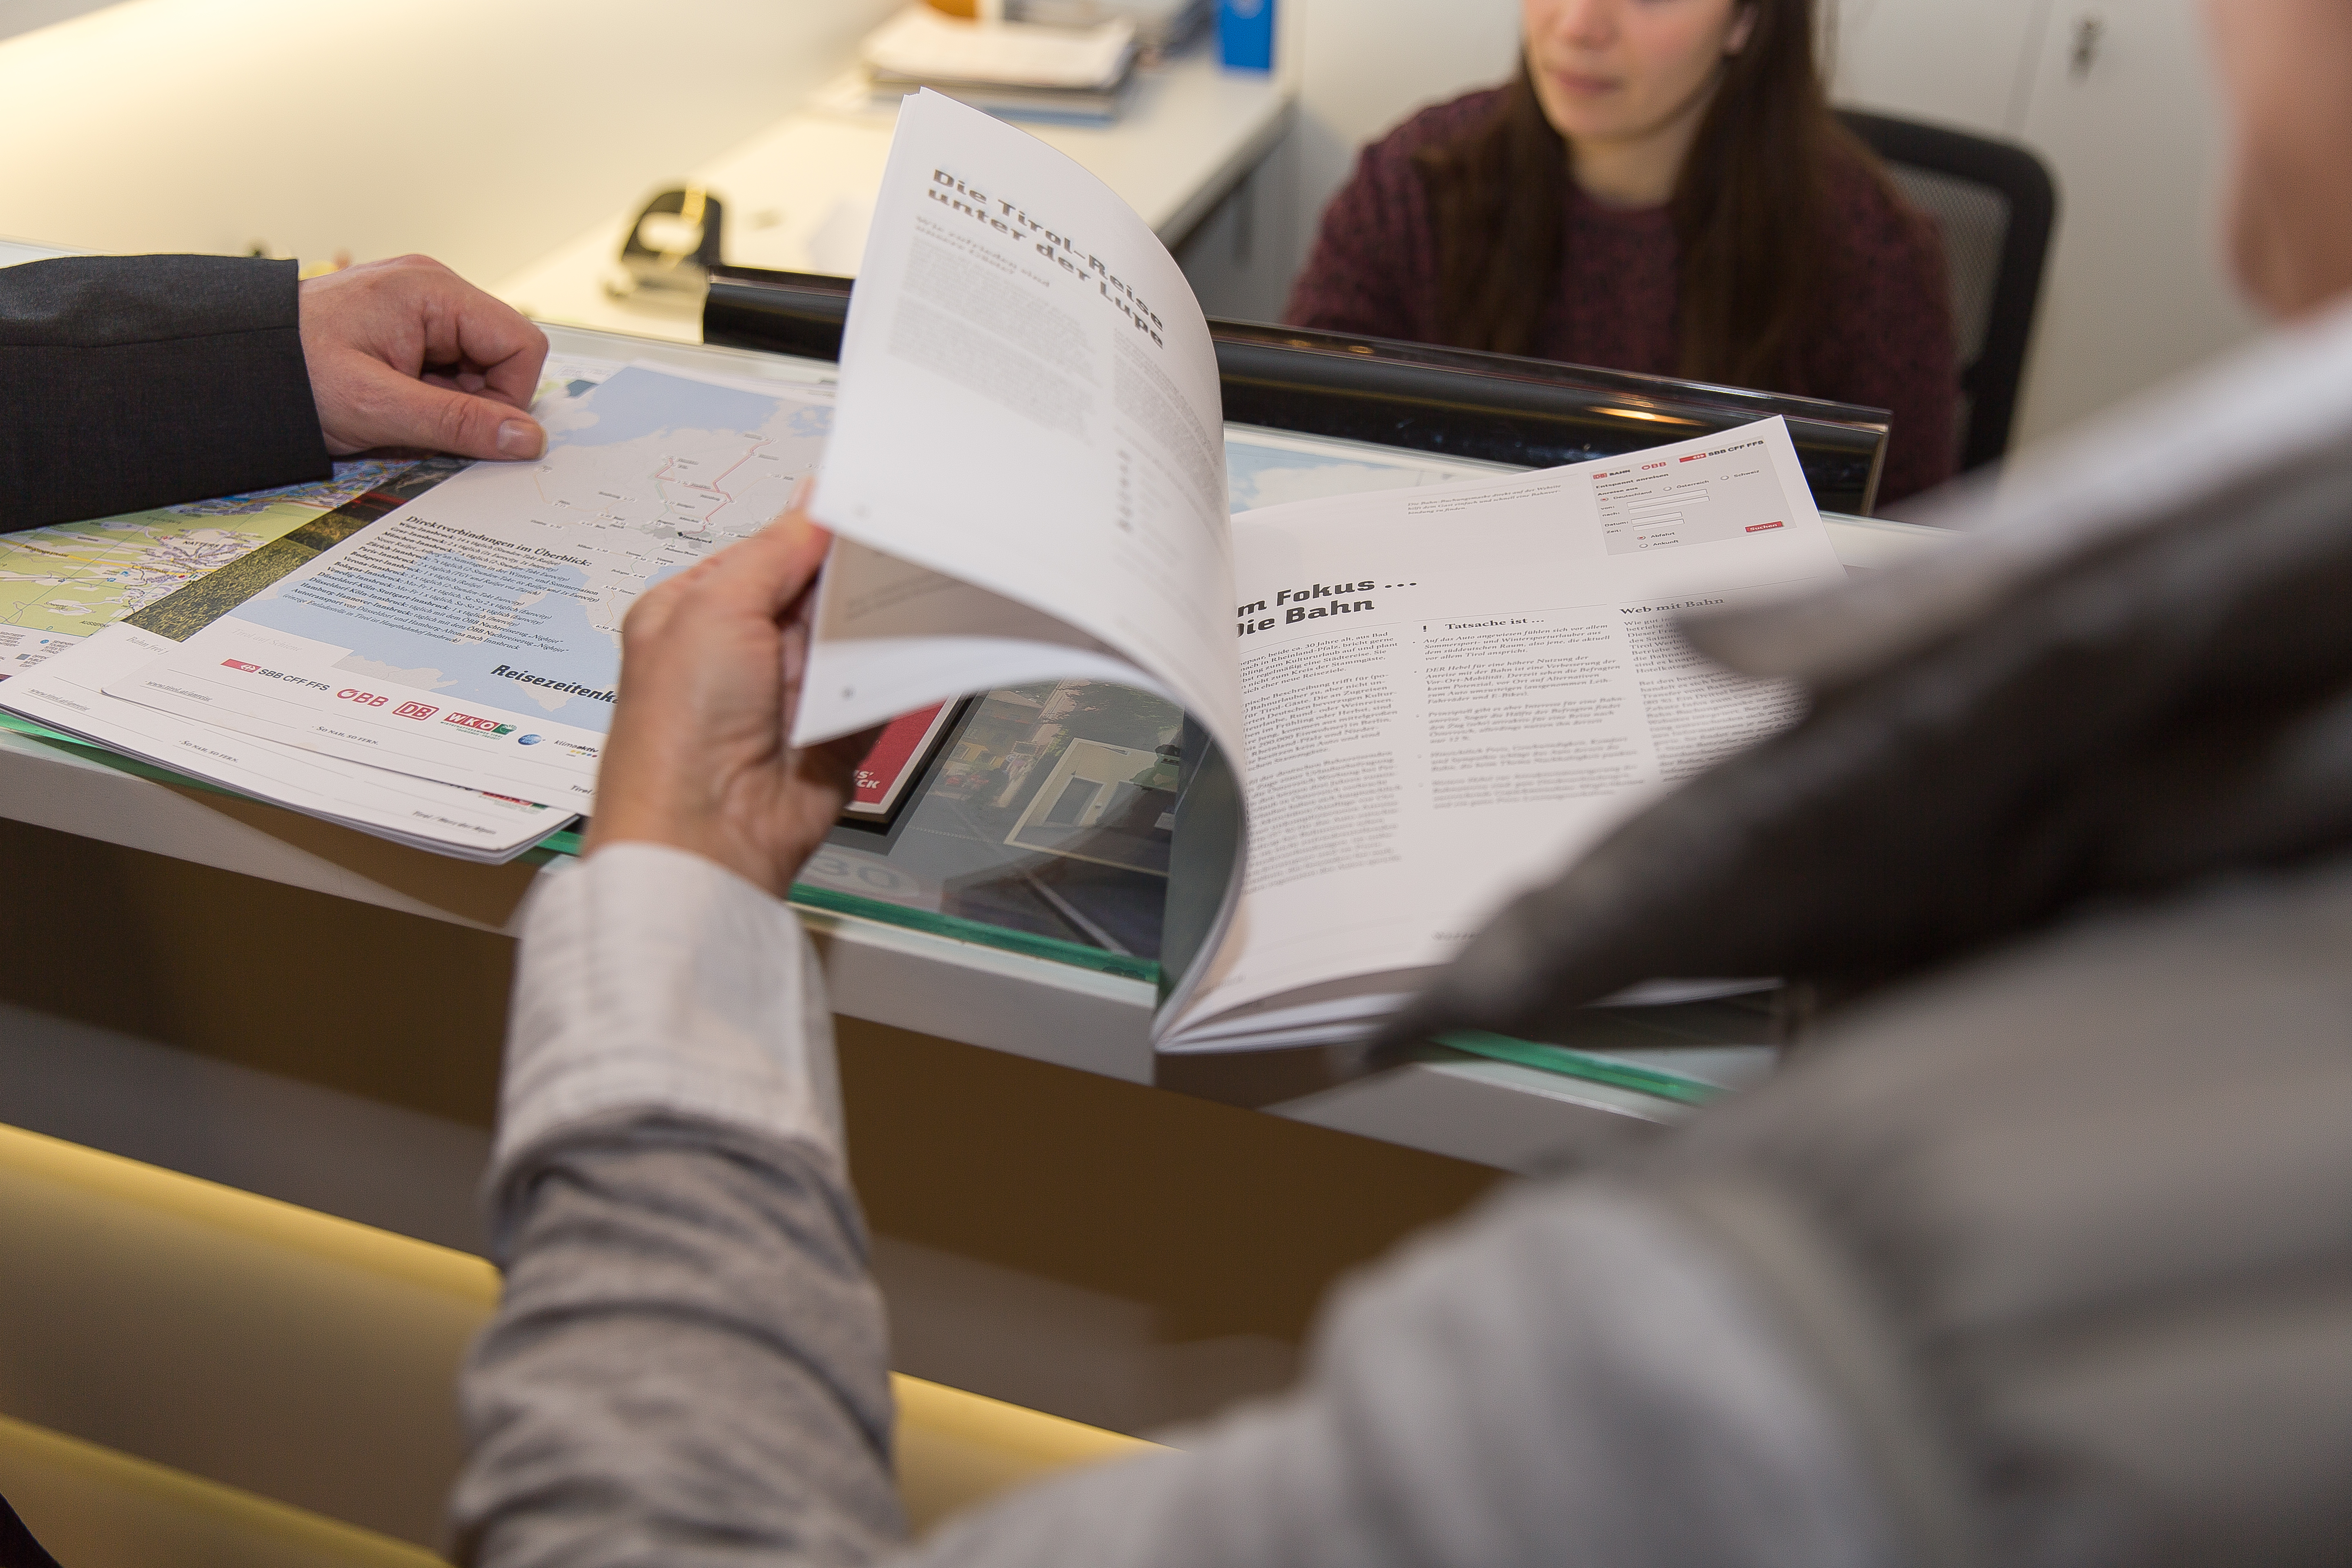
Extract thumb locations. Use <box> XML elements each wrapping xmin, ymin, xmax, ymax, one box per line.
<box><xmin>331</xmin><ymin>354</ymin><xmax>546</xmax><ymax>460</ymax></box>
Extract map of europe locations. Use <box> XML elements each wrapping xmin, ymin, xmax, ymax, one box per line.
<box><xmin>224</xmin><ymin>368</ymin><xmax>836</xmax><ymax>731</ymax></box>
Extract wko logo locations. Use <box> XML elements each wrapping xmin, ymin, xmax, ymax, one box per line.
<box><xmin>394</xmin><ymin>702</ymin><xmax>439</xmax><ymax>721</ymax></box>
<box><xmin>443</xmin><ymin>712</ymin><xmax>517</xmax><ymax>736</ymax></box>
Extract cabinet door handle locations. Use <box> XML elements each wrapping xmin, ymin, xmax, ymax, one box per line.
<box><xmin>2070</xmin><ymin>13</ymin><xmax>2106</xmax><ymax>80</ymax></box>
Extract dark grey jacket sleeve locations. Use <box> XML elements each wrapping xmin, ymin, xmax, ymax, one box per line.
<box><xmin>0</xmin><ymin>254</ymin><xmax>331</xmax><ymax>531</ymax></box>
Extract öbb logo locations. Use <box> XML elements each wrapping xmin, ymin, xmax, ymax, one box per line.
<box><xmin>335</xmin><ymin>688</ymin><xmax>389</xmax><ymax>708</ymax></box>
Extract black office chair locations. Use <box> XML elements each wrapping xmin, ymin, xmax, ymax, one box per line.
<box><xmin>1838</xmin><ymin>109</ymin><xmax>2058</xmax><ymax>475</ymax></box>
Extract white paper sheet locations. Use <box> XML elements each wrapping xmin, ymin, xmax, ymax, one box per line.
<box><xmin>3</xmin><ymin>623</ymin><xmax>568</xmax><ymax>860</ymax></box>
<box><xmin>797</xmin><ymin>90</ymin><xmax>1245</xmax><ymax>770</ymax></box>
<box><xmin>1161</xmin><ymin>418</ymin><xmax>1844</xmax><ymax>1049</ymax></box>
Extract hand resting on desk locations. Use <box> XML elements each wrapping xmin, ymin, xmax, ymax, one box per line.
<box><xmin>299</xmin><ymin>253</ymin><xmax>551</xmax><ymax>462</ymax></box>
<box><xmin>582</xmin><ymin>510</ymin><xmax>882</xmax><ymax>898</ymax></box>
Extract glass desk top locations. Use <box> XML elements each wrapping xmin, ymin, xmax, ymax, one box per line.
<box><xmin>0</xmin><ymin>313</ymin><xmax>1951</xmax><ymax>1120</ymax></box>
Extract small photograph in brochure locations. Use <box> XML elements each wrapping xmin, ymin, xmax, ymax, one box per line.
<box><xmin>1002</xmin><ymin>736</ymin><xmax>1178</xmax><ymax>876</ymax></box>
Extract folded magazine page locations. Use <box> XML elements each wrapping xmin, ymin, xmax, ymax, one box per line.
<box><xmin>793</xmin><ymin>89</ymin><xmax>1252</xmax><ymax>1027</ymax></box>
<box><xmin>795</xmin><ymin>90</ymin><xmax>1243</xmax><ymax>757</ymax></box>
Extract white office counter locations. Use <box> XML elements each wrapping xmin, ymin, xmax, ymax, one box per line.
<box><xmin>0</xmin><ymin>299</ymin><xmax>1954</xmax><ymax>1172</ymax></box>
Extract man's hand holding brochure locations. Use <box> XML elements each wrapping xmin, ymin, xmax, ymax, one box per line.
<box><xmin>9</xmin><ymin>91</ymin><xmax>1849</xmax><ymax>1033</ymax></box>
<box><xmin>789</xmin><ymin>92</ymin><xmax>1848</xmax><ymax>1052</ymax></box>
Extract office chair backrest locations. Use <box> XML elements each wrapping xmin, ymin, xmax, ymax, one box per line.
<box><xmin>1838</xmin><ymin>110</ymin><xmax>2058</xmax><ymax>476</ymax></box>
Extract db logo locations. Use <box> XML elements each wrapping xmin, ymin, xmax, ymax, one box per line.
<box><xmin>394</xmin><ymin>702</ymin><xmax>439</xmax><ymax>721</ymax></box>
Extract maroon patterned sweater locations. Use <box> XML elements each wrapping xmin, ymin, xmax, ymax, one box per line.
<box><xmin>1284</xmin><ymin>88</ymin><xmax>1959</xmax><ymax>506</ymax></box>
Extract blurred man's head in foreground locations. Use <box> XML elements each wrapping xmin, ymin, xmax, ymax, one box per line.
<box><xmin>2203</xmin><ymin>0</ymin><xmax>2352</xmax><ymax>317</ymax></box>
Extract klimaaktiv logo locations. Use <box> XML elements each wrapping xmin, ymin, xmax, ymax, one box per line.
<box><xmin>443</xmin><ymin>712</ymin><xmax>517</xmax><ymax>736</ymax></box>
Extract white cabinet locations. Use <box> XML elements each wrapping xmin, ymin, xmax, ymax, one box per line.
<box><xmin>1833</xmin><ymin>0</ymin><xmax>2262</xmax><ymax>448</ymax></box>
<box><xmin>1831</xmin><ymin>0</ymin><xmax>2052</xmax><ymax>135</ymax></box>
<box><xmin>2005</xmin><ymin>1</ymin><xmax>2261</xmax><ymax>442</ymax></box>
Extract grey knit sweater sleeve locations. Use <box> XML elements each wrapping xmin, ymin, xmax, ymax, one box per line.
<box><xmin>452</xmin><ymin>849</ymin><xmax>1898</xmax><ymax>1568</ymax></box>
<box><xmin>452</xmin><ymin>1117</ymin><xmax>903</xmax><ymax>1567</ymax></box>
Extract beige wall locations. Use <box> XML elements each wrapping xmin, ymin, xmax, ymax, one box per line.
<box><xmin>0</xmin><ymin>0</ymin><xmax>901</xmax><ymax>282</ymax></box>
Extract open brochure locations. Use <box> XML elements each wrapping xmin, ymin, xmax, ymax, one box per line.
<box><xmin>788</xmin><ymin>92</ymin><xmax>1846</xmax><ymax>1050</ymax></box>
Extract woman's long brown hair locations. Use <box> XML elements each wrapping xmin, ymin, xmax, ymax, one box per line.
<box><xmin>1412</xmin><ymin>0</ymin><xmax>1864</xmax><ymax>390</ymax></box>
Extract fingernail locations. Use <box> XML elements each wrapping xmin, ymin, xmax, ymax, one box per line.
<box><xmin>497</xmin><ymin>419</ymin><xmax>545</xmax><ymax>459</ymax></box>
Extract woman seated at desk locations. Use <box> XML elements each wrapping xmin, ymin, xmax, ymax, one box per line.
<box><xmin>1287</xmin><ymin>0</ymin><xmax>1958</xmax><ymax>505</ymax></box>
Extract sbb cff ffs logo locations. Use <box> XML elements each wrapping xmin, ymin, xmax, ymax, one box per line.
<box><xmin>443</xmin><ymin>712</ymin><xmax>517</xmax><ymax>737</ymax></box>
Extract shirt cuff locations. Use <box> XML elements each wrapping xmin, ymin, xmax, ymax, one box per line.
<box><xmin>490</xmin><ymin>843</ymin><xmax>844</xmax><ymax>1229</ymax></box>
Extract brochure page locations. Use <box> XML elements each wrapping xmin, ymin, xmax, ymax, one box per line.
<box><xmin>1163</xmin><ymin>417</ymin><xmax>1843</xmax><ymax>1049</ymax></box>
<box><xmin>104</xmin><ymin>365</ymin><xmax>836</xmax><ymax>807</ymax></box>
<box><xmin>795</xmin><ymin>89</ymin><xmax>1244</xmax><ymax>767</ymax></box>
<box><xmin>2</xmin><ymin>459</ymin><xmax>573</xmax><ymax>859</ymax></box>
<box><xmin>3</xmin><ymin>621</ymin><xmax>565</xmax><ymax>858</ymax></box>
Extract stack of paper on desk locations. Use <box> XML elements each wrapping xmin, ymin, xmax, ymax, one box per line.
<box><xmin>860</xmin><ymin>5</ymin><xmax>1140</xmax><ymax>122</ymax></box>
<box><xmin>0</xmin><ymin>360</ymin><xmax>837</xmax><ymax>863</ymax></box>
<box><xmin>1013</xmin><ymin>0</ymin><xmax>1208</xmax><ymax>60</ymax></box>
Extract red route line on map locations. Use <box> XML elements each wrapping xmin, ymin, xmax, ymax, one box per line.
<box><xmin>697</xmin><ymin>440</ymin><xmax>774</xmax><ymax>526</ymax></box>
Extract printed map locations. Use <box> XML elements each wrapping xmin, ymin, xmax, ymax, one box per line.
<box><xmin>0</xmin><ymin>460</ymin><xmax>413</xmax><ymax>679</ymax></box>
<box><xmin>221</xmin><ymin>367</ymin><xmax>835</xmax><ymax>731</ymax></box>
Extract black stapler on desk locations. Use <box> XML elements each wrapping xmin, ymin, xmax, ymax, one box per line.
<box><xmin>607</xmin><ymin>185</ymin><xmax>725</xmax><ymax>299</ymax></box>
